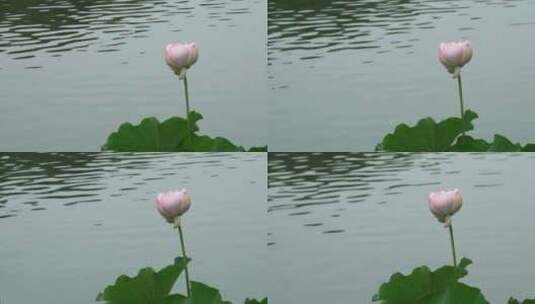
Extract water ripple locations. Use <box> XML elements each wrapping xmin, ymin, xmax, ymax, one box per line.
<box><xmin>268</xmin><ymin>153</ymin><xmax>509</xmax><ymax>240</ymax></box>
<box><xmin>0</xmin><ymin>0</ymin><xmax>252</xmax><ymax>61</ymax></box>
<box><xmin>268</xmin><ymin>0</ymin><xmax>527</xmax><ymax>64</ymax></box>
<box><xmin>0</xmin><ymin>152</ymin><xmax>262</xmax><ymax>220</ymax></box>
<box><xmin>269</xmin><ymin>153</ymin><xmax>415</xmax><ymax>214</ymax></box>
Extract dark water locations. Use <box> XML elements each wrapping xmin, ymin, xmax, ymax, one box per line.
<box><xmin>0</xmin><ymin>0</ymin><xmax>266</xmax><ymax>150</ymax></box>
<box><xmin>268</xmin><ymin>153</ymin><xmax>535</xmax><ymax>303</ymax></box>
<box><xmin>268</xmin><ymin>0</ymin><xmax>535</xmax><ymax>151</ymax></box>
<box><xmin>0</xmin><ymin>0</ymin><xmax>252</xmax><ymax>58</ymax></box>
<box><xmin>0</xmin><ymin>153</ymin><xmax>266</xmax><ymax>303</ymax></box>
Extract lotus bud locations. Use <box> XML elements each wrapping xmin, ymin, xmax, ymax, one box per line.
<box><xmin>155</xmin><ymin>189</ymin><xmax>191</xmax><ymax>224</ymax></box>
<box><xmin>428</xmin><ymin>189</ymin><xmax>463</xmax><ymax>227</ymax></box>
<box><xmin>438</xmin><ymin>40</ymin><xmax>473</xmax><ymax>78</ymax></box>
<box><xmin>164</xmin><ymin>42</ymin><xmax>199</xmax><ymax>79</ymax></box>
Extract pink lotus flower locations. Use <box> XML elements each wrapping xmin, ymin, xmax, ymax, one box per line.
<box><xmin>438</xmin><ymin>40</ymin><xmax>473</xmax><ymax>78</ymax></box>
<box><xmin>156</xmin><ymin>189</ymin><xmax>191</xmax><ymax>223</ymax></box>
<box><xmin>428</xmin><ymin>189</ymin><xmax>463</xmax><ymax>226</ymax></box>
<box><xmin>164</xmin><ymin>42</ymin><xmax>199</xmax><ymax>79</ymax></box>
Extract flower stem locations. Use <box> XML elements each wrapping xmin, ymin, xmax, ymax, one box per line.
<box><xmin>457</xmin><ymin>73</ymin><xmax>465</xmax><ymax>136</ymax></box>
<box><xmin>183</xmin><ymin>75</ymin><xmax>192</xmax><ymax>138</ymax></box>
<box><xmin>177</xmin><ymin>222</ymin><xmax>192</xmax><ymax>298</ymax></box>
<box><xmin>448</xmin><ymin>223</ymin><xmax>457</xmax><ymax>267</ymax></box>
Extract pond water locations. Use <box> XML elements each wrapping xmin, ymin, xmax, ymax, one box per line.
<box><xmin>0</xmin><ymin>0</ymin><xmax>267</xmax><ymax>151</ymax></box>
<box><xmin>0</xmin><ymin>153</ymin><xmax>267</xmax><ymax>303</ymax></box>
<box><xmin>268</xmin><ymin>0</ymin><xmax>535</xmax><ymax>151</ymax></box>
<box><xmin>268</xmin><ymin>153</ymin><xmax>535</xmax><ymax>303</ymax></box>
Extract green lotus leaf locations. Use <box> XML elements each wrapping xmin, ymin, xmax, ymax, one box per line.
<box><xmin>190</xmin><ymin>281</ymin><xmax>267</xmax><ymax>304</ymax></box>
<box><xmin>244</xmin><ymin>298</ymin><xmax>268</xmax><ymax>304</ymax></box>
<box><xmin>191</xmin><ymin>281</ymin><xmax>232</xmax><ymax>304</ymax></box>
<box><xmin>158</xmin><ymin>294</ymin><xmax>189</xmax><ymax>304</ymax></box>
<box><xmin>247</xmin><ymin>146</ymin><xmax>268</xmax><ymax>152</ymax></box>
<box><xmin>379</xmin><ymin>110</ymin><xmax>478</xmax><ymax>152</ymax></box>
<box><xmin>373</xmin><ymin>257</ymin><xmax>488</xmax><ymax>304</ymax></box>
<box><xmin>451</xmin><ymin>134</ymin><xmax>525</xmax><ymax>152</ymax></box>
<box><xmin>508</xmin><ymin>298</ymin><xmax>535</xmax><ymax>304</ymax></box>
<box><xmin>183</xmin><ymin>135</ymin><xmax>244</xmax><ymax>152</ymax></box>
<box><xmin>450</xmin><ymin>135</ymin><xmax>490</xmax><ymax>152</ymax></box>
<box><xmin>97</xmin><ymin>257</ymin><xmax>267</xmax><ymax>304</ymax></box>
<box><xmin>102</xmin><ymin>111</ymin><xmax>264</xmax><ymax>152</ymax></box>
<box><xmin>380</xmin><ymin>110</ymin><xmax>535</xmax><ymax>152</ymax></box>
<box><xmin>96</xmin><ymin>257</ymin><xmax>190</xmax><ymax>304</ymax></box>
<box><xmin>487</xmin><ymin>134</ymin><xmax>523</xmax><ymax>152</ymax></box>
<box><xmin>102</xmin><ymin>112</ymin><xmax>202</xmax><ymax>152</ymax></box>
<box><xmin>420</xmin><ymin>282</ymin><xmax>488</xmax><ymax>304</ymax></box>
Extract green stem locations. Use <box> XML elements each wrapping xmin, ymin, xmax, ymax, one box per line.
<box><xmin>177</xmin><ymin>222</ymin><xmax>191</xmax><ymax>298</ymax></box>
<box><xmin>183</xmin><ymin>75</ymin><xmax>192</xmax><ymax>137</ymax></box>
<box><xmin>457</xmin><ymin>73</ymin><xmax>465</xmax><ymax>136</ymax></box>
<box><xmin>448</xmin><ymin>223</ymin><xmax>457</xmax><ymax>267</ymax></box>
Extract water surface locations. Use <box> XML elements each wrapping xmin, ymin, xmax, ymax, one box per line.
<box><xmin>0</xmin><ymin>153</ymin><xmax>266</xmax><ymax>303</ymax></box>
<box><xmin>268</xmin><ymin>0</ymin><xmax>535</xmax><ymax>151</ymax></box>
<box><xmin>268</xmin><ymin>153</ymin><xmax>535</xmax><ymax>303</ymax></box>
<box><xmin>0</xmin><ymin>0</ymin><xmax>266</xmax><ymax>150</ymax></box>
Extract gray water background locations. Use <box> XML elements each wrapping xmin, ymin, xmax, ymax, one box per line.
<box><xmin>0</xmin><ymin>153</ymin><xmax>267</xmax><ymax>303</ymax></box>
<box><xmin>0</xmin><ymin>0</ymin><xmax>267</xmax><ymax>151</ymax></box>
<box><xmin>268</xmin><ymin>153</ymin><xmax>535</xmax><ymax>303</ymax></box>
<box><xmin>268</xmin><ymin>0</ymin><xmax>535</xmax><ymax>151</ymax></box>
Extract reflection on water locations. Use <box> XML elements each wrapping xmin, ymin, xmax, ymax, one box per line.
<box><xmin>268</xmin><ymin>153</ymin><xmax>535</xmax><ymax>303</ymax></box>
<box><xmin>269</xmin><ymin>153</ymin><xmax>446</xmax><ymax>235</ymax></box>
<box><xmin>269</xmin><ymin>153</ymin><xmax>412</xmax><ymax>213</ymax></box>
<box><xmin>0</xmin><ymin>153</ymin><xmax>266</xmax><ymax>304</ymax></box>
<box><xmin>0</xmin><ymin>0</ymin><xmax>251</xmax><ymax>62</ymax></box>
<box><xmin>0</xmin><ymin>152</ymin><xmax>259</xmax><ymax>219</ymax></box>
<box><xmin>268</xmin><ymin>0</ymin><xmax>525</xmax><ymax>64</ymax></box>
